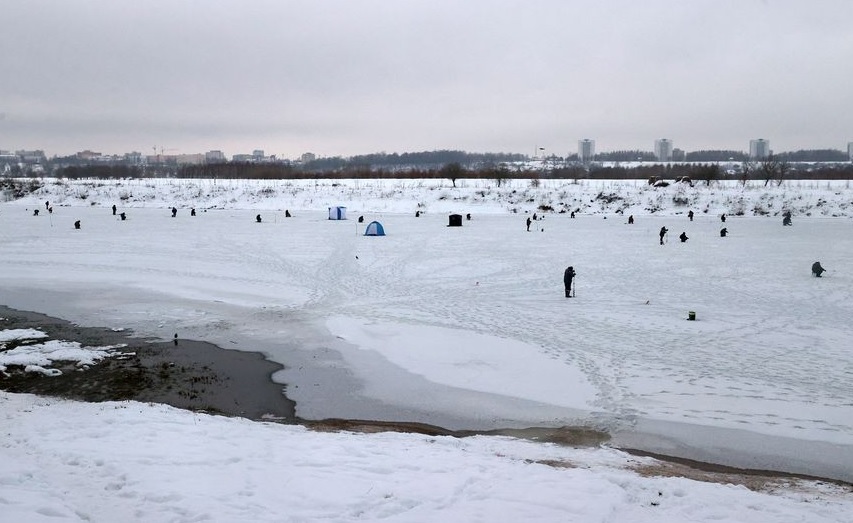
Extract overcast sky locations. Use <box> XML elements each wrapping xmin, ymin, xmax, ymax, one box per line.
<box><xmin>2</xmin><ymin>0</ymin><xmax>851</xmax><ymax>159</ymax></box>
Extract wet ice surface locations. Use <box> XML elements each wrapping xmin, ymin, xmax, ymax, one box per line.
<box><xmin>1</xmin><ymin>179</ymin><xmax>852</xmax><ymax>481</ymax></box>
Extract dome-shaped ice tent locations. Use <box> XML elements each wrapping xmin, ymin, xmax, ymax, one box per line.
<box><xmin>364</xmin><ymin>221</ymin><xmax>385</xmax><ymax>236</ymax></box>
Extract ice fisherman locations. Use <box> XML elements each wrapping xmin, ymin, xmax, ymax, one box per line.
<box><xmin>74</xmin><ymin>220</ymin><xmax>81</xmax><ymax>230</ymax></box>
<box><xmin>659</xmin><ymin>226</ymin><xmax>668</xmax><ymax>245</ymax></box>
<box><xmin>526</xmin><ymin>217</ymin><xmax>532</xmax><ymax>232</ymax></box>
<box><xmin>171</xmin><ymin>207</ymin><xmax>177</xmax><ymax>218</ymax></box>
<box><xmin>112</xmin><ymin>204</ymin><xmax>117</xmax><ymax>216</ymax></box>
<box><xmin>812</xmin><ymin>261</ymin><xmax>826</xmax><ymax>277</ymax></box>
<box><xmin>688</xmin><ymin>210</ymin><xmax>694</xmax><ymax>221</ymax></box>
<box><xmin>679</xmin><ymin>231</ymin><xmax>689</xmax><ymax>243</ymax></box>
<box><xmin>720</xmin><ymin>227</ymin><xmax>728</xmax><ymax>237</ymax></box>
<box><xmin>256</xmin><ymin>214</ymin><xmax>262</xmax><ymax>223</ymax></box>
<box><xmin>563</xmin><ymin>266</ymin><xmax>576</xmax><ymax>298</ymax></box>
<box><xmin>783</xmin><ymin>211</ymin><xmax>792</xmax><ymax>226</ymax></box>
<box><xmin>628</xmin><ymin>215</ymin><xmax>634</xmax><ymax>224</ymax></box>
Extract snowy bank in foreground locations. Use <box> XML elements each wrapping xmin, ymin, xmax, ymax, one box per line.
<box><xmin>1</xmin><ymin>392</ymin><xmax>850</xmax><ymax>523</ymax></box>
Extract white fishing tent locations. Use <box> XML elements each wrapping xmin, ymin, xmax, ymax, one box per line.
<box><xmin>328</xmin><ymin>206</ymin><xmax>347</xmax><ymax>220</ymax></box>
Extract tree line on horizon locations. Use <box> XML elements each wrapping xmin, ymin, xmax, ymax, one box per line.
<box><xmin>36</xmin><ymin>148</ymin><xmax>853</xmax><ymax>181</ymax></box>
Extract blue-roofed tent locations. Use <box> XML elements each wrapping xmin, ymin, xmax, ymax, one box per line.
<box><xmin>364</xmin><ymin>221</ymin><xmax>385</xmax><ymax>236</ymax></box>
<box><xmin>328</xmin><ymin>206</ymin><xmax>347</xmax><ymax>220</ymax></box>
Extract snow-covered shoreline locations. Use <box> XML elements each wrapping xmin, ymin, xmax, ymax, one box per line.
<box><xmin>7</xmin><ymin>176</ymin><xmax>853</xmax><ymax>218</ymax></box>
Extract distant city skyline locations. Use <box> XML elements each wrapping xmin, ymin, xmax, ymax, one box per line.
<box><xmin>2</xmin><ymin>1</ymin><xmax>852</xmax><ymax>158</ymax></box>
<box><xmin>9</xmin><ymin>136</ymin><xmax>853</xmax><ymax>162</ymax></box>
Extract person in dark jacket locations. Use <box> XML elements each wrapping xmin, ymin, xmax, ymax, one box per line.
<box><xmin>563</xmin><ymin>266</ymin><xmax>576</xmax><ymax>298</ymax></box>
<box><xmin>171</xmin><ymin>207</ymin><xmax>177</xmax><ymax>218</ymax></box>
<box><xmin>659</xmin><ymin>226</ymin><xmax>668</xmax><ymax>245</ymax></box>
<box><xmin>783</xmin><ymin>210</ymin><xmax>792</xmax><ymax>226</ymax></box>
<box><xmin>812</xmin><ymin>261</ymin><xmax>826</xmax><ymax>277</ymax></box>
<box><xmin>688</xmin><ymin>210</ymin><xmax>694</xmax><ymax>221</ymax></box>
<box><xmin>526</xmin><ymin>217</ymin><xmax>532</xmax><ymax>232</ymax></box>
<box><xmin>112</xmin><ymin>204</ymin><xmax>117</xmax><ymax>216</ymax></box>
<box><xmin>720</xmin><ymin>227</ymin><xmax>728</xmax><ymax>237</ymax></box>
<box><xmin>256</xmin><ymin>214</ymin><xmax>262</xmax><ymax>223</ymax></box>
<box><xmin>679</xmin><ymin>231</ymin><xmax>688</xmax><ymax>243</ymax></box>
<box><xmin>627</xmin><ymin>215</ymin><xmax>634</xmax><ymax>224</ymax></box>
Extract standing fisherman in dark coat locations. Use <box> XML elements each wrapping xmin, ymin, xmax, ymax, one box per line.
<box><xmin>563</xmin><ymin>266</ymin><xmax>576</xmax><ymax>298</ymax></box>
<box><xmin>812</xmin><ymin>261</ymin><xmax>826</xmax><ymax>277</ymax></box>
<box><xmin>659</xmin><ymin>226</ymin><xmax>668</xmax><ymax>245</ymax></box>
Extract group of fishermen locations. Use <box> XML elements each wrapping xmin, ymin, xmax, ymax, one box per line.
<box><xmin>565</xmin><ymin>208</ymin><xmax>827</xmax><ymax>297</ymax></box>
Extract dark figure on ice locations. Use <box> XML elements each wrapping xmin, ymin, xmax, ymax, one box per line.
<box><xmin>532</xmin><ymin>212</ymin><xmax>538</xmax><ymax>221</ymax></box>
<box><xmin>526</xmin><ymin>217</ymin><xmax>532</xmax><ymax>232</ymax></box>
<box><xmin>415</xmin><ymin>210</ymin><xmax>421</xmax><ymax>217</ymax></box>
<box><xmin>812</xmin><ymin>261</ymin><xmax>826</xmax><ymax>277</ymax></box>
<box><xmin>564</xmin><ymin>266</ymin><xmax>576</xmax><ymax>298</ymax></box>
<box><xmin>285</xmin><ymin>210</ymin><xmax>291</xmax><ymax>218</ymax></box>
<box><xmin>120</xmin><ymin>212</ymin><xmax>126</xmax><ymax>221</ymax></box>
<box><xmin>720</xmin><ymin>213</ymin><xmax>726</xmax><ymax>223</ymax></box>
<box><xmin>358</xmin><ymin>215</ymin><xmax>364</xmax><ymax>223</ymax></box>
<box><xmin>688</xmin><ymin>210</ymin><xmax>694</xmax><ymax>221</ymax></box>
<box><xmin>74</xmin><ymin>220</ymin><xmax>81</xmax><ymax>230</ymax></box>
<box><xmin>570</xmin><ymin>211</ymin><xmax>576</xmax><ymax>219</ymax></box>
<box><xmin>256</xmin><ymin>214</ymin><xmax>262</xmax><ymax>223</ymax></box>
<box><xmin>45</xmin><ymin>200</ymin><xmax>50</xmax><ymax>210</ymax></box>
<box><xmin>659</xmin><ymin>226</ymin><xmax>668</xmax><ymax>245</ymax></box>
<box><xmin>628</xmin><ymin>215</ymin><xmax>634</xmax><ymax>225</ymax></box>
<box><xmin>720</xmin><ymin>227</ymin><xmax>728</xmax><ymax>237</ymax></box>
<box><xmin>679</xmin><ymin>231</ymin><xmax>688</xmax><ymax>243</ymax></box>
<box><xmin>190</xmin><ymin>208</ymin><xmax>196</xmax><ymax>216</ymax></box>
<box><xmin>112</xmin><ymin>204</ymin><xmax>117</xmax><ymax>216</ymax></box>
<box><xmin>466</xmin><ymin>213</ymin><xmax>471</xmax><ymax>220</ymax></box>
<box><xmin>48</xmin><ymin>207</ymin><xmax>52</xmax><ymax>214</ymax></box>
<box><xmin>782</xmin><ymin>210</ymin><xmax>792</xmax><ymax>226</ymax></box>
<box><xmin>33</xmin><ymin>209</ymin><xmax>39</xmax><ymax>216</ymax></box>
<box><xmin>171</xmin><ymin>207</ymin><xmax>177</xmax><ymax>218</ymax></box>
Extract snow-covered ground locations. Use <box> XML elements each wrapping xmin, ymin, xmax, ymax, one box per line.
<box><xmin>1</xmin><ymin>177</ymin><xmax>852</xmax><ymax>521</ymax></box>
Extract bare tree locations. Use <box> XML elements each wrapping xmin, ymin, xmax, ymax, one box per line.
<box><xmin>698</xmin><ymin>164</ymin><xmax>720</xmax><ymax>186</ymax></box>
<box><xmin>776</xmin><ymin>160</ymin><xmax>790</xmax><ymax>186</ymax></box>
<box><xmin>439</xmin><ymin>162</ymin><xmax>464</xmax><ymax>188</ymax></box>
<box><xmin>762</xmin><ymin>154</ymin><xmax>779</xmax><ymax>187</ymax></box>
<box><xmin>740</xmin><ymin>160</ymin><xmax>756</xmax><ymax>187</ymax></box>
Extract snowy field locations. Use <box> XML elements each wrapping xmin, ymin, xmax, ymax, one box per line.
<box><xmin>1</xmin><ymin>177</ymin><xmax>852</xmax><ymax>521</ymax></box>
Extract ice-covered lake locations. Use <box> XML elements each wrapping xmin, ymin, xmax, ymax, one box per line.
<box><xmin>2</xmin><ymin>178</ymin><xmax>851</xmax><ymax>481</ymax></box>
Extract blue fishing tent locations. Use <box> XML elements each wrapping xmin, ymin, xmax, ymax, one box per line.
<box><xmin>364</xmin><ymin>221</ymin><xmax>385</xmax><ymax>236</ymax></box>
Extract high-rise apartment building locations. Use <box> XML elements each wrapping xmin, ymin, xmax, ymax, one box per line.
<box><xmin>654</xmin><ymin>139</ymin><xmax>673</xmax><ymax>161</ymax></box>
<box><xmin>750</xmin><ymin>139</ymin><xmax>770</xmax><ymax>159</ymax></box>
<box><xmin>578</xmin><ymin>139</ymin><xmax>595</xmax><ymax>163</ymax></box>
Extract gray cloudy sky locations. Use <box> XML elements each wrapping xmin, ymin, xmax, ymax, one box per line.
<box><xmin>2</xmin><ymin>0</ymin><xmax>851</xmax><ymax>159</ymax></box>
